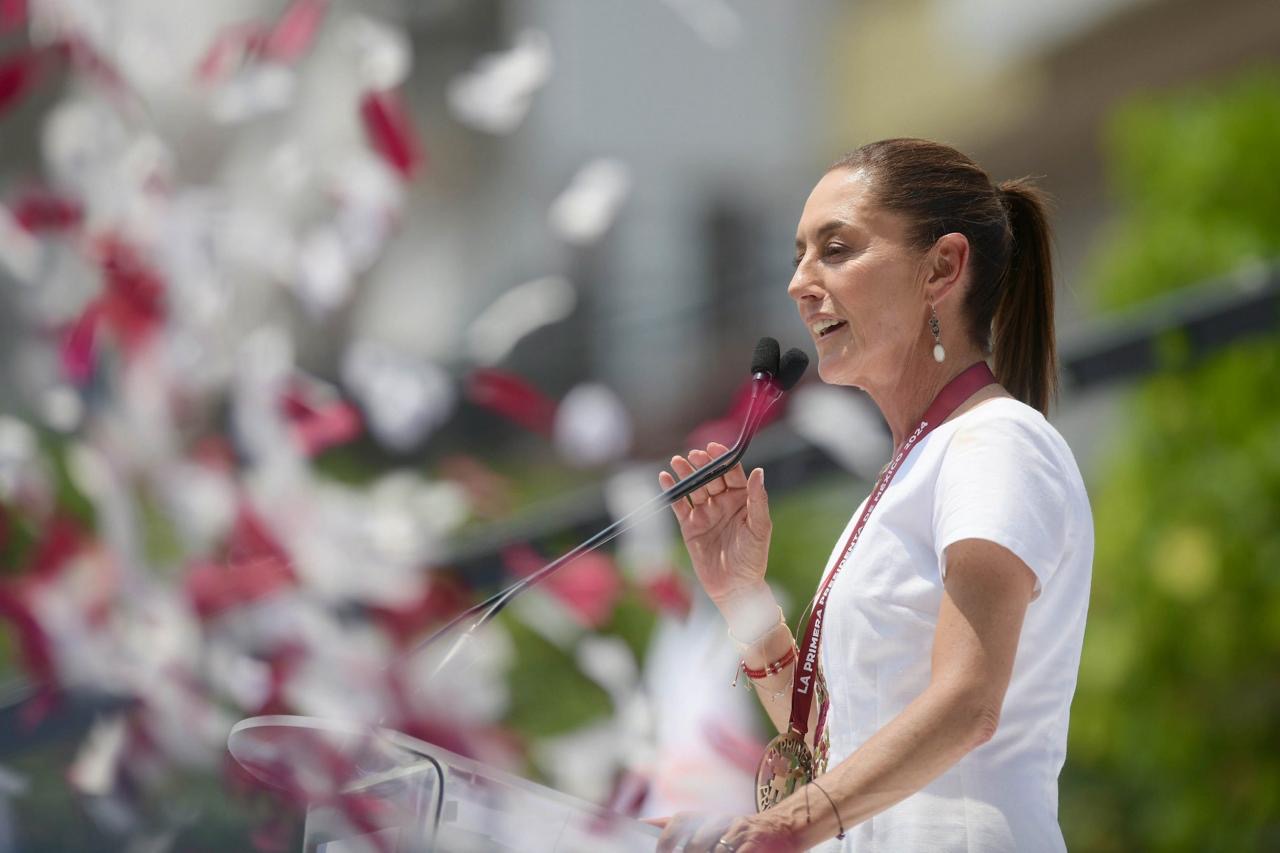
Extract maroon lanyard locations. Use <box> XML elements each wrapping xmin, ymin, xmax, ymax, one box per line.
<box><xmin>788</xmin><ymin>361</ymin><xmax>997</xmax><ymax>735</ymax></box>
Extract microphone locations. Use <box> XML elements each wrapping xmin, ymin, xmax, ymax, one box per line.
<box><xmin>409</xmin><ymin>338</ymin><xmax>809</xmax><ymax>675</ymax></box>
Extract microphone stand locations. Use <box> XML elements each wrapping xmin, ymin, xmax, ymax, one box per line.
<box><xmin>408</xmin><ymin>374</ymin><xmax>786</xmax><ymax>677</ymax></box>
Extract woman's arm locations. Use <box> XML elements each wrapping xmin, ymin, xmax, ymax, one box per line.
<box><xmin>720</xmin><ymin>584</ymin><xmax>822</xmax><ymax>741</ymax></box>
<box><xmin>750</xmin><ymin>537</ymin><xmax>1038</xmax><ymax>847</ymax></box>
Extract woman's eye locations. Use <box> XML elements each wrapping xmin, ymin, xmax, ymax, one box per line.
<box><xmin>824</xmin><ymin>243</ymin><xmax>846</xmax><ymax>257</ymax></box>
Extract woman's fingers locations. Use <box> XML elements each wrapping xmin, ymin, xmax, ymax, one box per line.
<box><xmin>667</xmin><ymin>445</ymin><xmax>752</xmax><ymax>516</ymax></box>
<box><xmin>657</xmin><ymin>812</ymin><xmax>712</xmax><ymax>853</ymax></box>
<box><xmin>709</xmin><ymin>441</ymin><xmax>748</xmax><ymax>489</ymax></box>
<box><xmin>658</xmin><ymin>470</ymin><xmax>693</xmax><ymax>524</ymax></box>
<box><xmin>670</xmin><ymin>454</ymin><xmax>710</xmax><ymax>507</ymax></box>
<box><xmin>689</xmin><ymin>448</ymin><xmax>727</xmax><ymax>496</ymax></box>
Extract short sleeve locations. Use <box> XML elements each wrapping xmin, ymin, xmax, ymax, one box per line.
<box><xmin>931</xmin><ymin>413</ymin><xmax>1070</xmax><ymax>601</ymax></box>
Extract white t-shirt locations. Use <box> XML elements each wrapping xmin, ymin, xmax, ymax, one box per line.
<box><xmin>813</xmin><ymin>397</ymin><xmax>1093</xmax><ymax>852</ymax></box>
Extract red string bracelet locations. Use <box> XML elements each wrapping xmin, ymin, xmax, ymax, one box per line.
<box><xmin>732</xmin><ymin>644</ymin><xmax>797</xmax><ymax>687</ymax></box>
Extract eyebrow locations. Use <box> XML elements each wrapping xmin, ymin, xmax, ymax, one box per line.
<box><xmin>795</xmin><ymin>219</ymin><xmax>854</xmax><ymax>250</ymax></box>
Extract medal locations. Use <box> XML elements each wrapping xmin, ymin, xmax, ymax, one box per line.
<box><xmin>755</xmin><ymin>729</ymin><xmax>813</xmax><ymax>811</ymax></box>
<box><xmin>755</xmin><ymin>362</ymin><xmax>996</xmax><ymax>812</ymax></box>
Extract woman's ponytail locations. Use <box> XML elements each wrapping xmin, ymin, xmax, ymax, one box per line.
<box><xmin>993</xmin><ymin>178</ymin><xmax>1057</xmax><ymax>415</ymax></box>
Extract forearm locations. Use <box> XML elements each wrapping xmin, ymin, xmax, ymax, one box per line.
<box><xmin>762</xmin><ymin>682</ymin><xmax>995</xmax><ymax>847</ymax></box>
<box><xmin>738</xmin><ymin>621</ymin><xmax>796</xmax><ymax>735</ymax></box>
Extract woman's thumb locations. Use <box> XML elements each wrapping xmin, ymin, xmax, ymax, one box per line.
<box><xmin>745</xmin><ymin>467</ymin><xmax>771</xmax><ymax>534</ymax></box>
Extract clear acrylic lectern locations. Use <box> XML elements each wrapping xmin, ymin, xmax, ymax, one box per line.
<box><xmin>228</xmin><ymin>715</ymin><xmax>660</xmax><ymax>853</ymax></box>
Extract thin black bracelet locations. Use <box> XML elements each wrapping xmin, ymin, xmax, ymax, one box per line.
<box><xmin>811</xmin><ymin>780</ymin><xmax>846</xmax><ymax>840</ymax></box>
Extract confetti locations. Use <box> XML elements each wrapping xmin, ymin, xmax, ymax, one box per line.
<box><xmin>446</xmin><ymin>29</ymin><xmax>552</xmax><ymax>135</ymax></box>
<box><xmin>466</xmin><ymin>275</ymin><xmax>576</xmax><ymax>366</ymax></box>
<box><xmin>548</xmin><ymin>159</ymin><xmax>632</xmax><ymax>246</ymax></box>
<box><xmin>359</xmin><ymin>88</ymin><xmax>423</xmax><ymax>180</ymax></box>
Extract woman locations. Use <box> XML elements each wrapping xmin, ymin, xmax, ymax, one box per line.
<box><xmin>654</xmin><ymin>139</ymin><xmax>1093</xmax><ymax>852</ymax></box>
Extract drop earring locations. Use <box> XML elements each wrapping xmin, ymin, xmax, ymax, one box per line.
<box><xmin>929</xmin><ymin>306</ymin><xmax>946</xmax><ymax>363</ymax></box>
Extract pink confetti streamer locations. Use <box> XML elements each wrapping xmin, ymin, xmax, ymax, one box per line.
<box><xmin>702</xmin><ymin>719</ymin><xmax>766</xmax><ymax>777</ymax></box>
<box><xmin>642</xmin><ymin>570</ymin><xmax>692</xmax><ymax>618</ymax></box>
<box><xmin>685</xmin><ymin>373</ymin><xmax>789</xmax><ymax>450</ymax></box>
<box><xmin>0</xmin><ymin>49</ymin><xmax>45</xmax><ymax>115</ymax></box>
<box><xmin>465</xmin><ymin>369</ymin><xmax>557</xmax><ymax>436</ymax></box>
<box><xmin>359</xmin><ymin>89</ymin><xmax>423</xmax><ymax>180</ymax></box>
<box><xmin>12</xmin><ymin>189</ymin><xmax>83</xmax><ymax>232</ymax></box>
<box><xmin>94</xmin><ymin>235</ymin><xmax>167</xmax><ymax>356</ymax></box>
<box><xmin>264</xmin><ymin>0</ymin><xmax>328</xmax><ymax>64</ymax></box>
<box><xmin>51</xmin><ymin>37</ymin><xmax>133</xmax><ymax>107</ymax></box>
<box><xmin>196</xmin><ymin>0</ymin><xmax>326</xmax><ymax>84</ymax></box>
<box><xmin>186</xmin><ymin>507</ymin><xmax>296</xmax><ymax>620</ymax></box>
<box><xmin>60</xmin><ymin>302</ymin><xmax>102</xmax><ymax>386</ymax></box>
<box><xmin>282</xmin><ymin>376</ymin><xmax>363</xmax><ymax>456</ymax></box>
<box><xmin>195</xmin><ymin>22</ymin><xmax>270</xmax><ymax>83</ymax></box>
<box><xmin>503</xmin><ymin>544</ymin><xmax>622</xmax><ymax>628</ymax></box>
<box><xmin>0</xmin><ymin>0</ymin><xmax>25</xmax><ymax>34</ymax></box>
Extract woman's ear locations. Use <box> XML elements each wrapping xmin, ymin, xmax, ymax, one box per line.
<box><xmin>924</xmin><ymin>232</ymin><xmax>970</xmax><ymax>304</ymax></box>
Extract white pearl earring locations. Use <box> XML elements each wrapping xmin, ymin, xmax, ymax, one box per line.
<box><xmin>929</xmin><ymin>306</ymin><xmax>946</xmax><ymax>363</ymax></box>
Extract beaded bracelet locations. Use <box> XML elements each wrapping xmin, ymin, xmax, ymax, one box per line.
<box><xmin>731</xmin><ymin>643</ymin><xmax>797</xmax><ymax>687</ymax></box>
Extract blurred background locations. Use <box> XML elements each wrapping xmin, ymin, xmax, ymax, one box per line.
<box><xmin>0</xmin><ymin>0</ymin><xmax>1277</xmax><ymax>850</ymax></box>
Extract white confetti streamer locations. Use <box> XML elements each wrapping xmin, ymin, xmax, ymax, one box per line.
<box><xmin>446</xmin><ymin>29</ymin><xmax>552</xmax><ymax>134</ymax></box>
<box><xmin>466</xmin><ymin>275</ymin><xmax>576</xmax><ymax>366</ymax></box>
<box><xmin>548</xmin><ymin>159</ymin><xmax>632</xmax><ymax>246</ymax></box>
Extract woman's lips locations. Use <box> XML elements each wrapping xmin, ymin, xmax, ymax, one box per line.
<box><xmin>814</xmin><ymin>319</ymin><xmax>847</xmax><ymax>339</ymax></box>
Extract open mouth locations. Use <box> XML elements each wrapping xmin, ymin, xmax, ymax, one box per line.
<box><xmin>812</xmin><ymin>319</ymin><xmax>847</xmax><ymax>339</ymax></box>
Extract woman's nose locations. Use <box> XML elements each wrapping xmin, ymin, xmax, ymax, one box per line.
<box><xmin>787</xmin><ymin>259</ymin><xmax>823</xmax><ymax>303</ymax></box>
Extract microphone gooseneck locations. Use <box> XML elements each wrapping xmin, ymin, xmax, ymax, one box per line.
<box><xmin>410</xmin><ymin>338</ymin><xmax>809</xmax><ymax>677</ymax></box>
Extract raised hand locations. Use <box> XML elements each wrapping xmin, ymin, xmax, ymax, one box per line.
<box><xmin>658</xmin><ymin>441</ymin><xmax>773</xmax><ymax>608</ymax></box>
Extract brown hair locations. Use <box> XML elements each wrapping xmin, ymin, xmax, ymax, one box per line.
<box><xmin>831</xmin><ymin>139</ymin><xmax>1058</xmax><ymax>414</ymax></box>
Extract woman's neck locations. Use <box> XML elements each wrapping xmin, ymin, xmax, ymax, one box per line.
<box><xmin>862</xmin><ymin>343</ymin><xmax>1002</xmax><ymax>447</ymax></box>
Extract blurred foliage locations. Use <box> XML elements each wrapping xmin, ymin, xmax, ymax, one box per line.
<box><xmin>1060</xmin><ymin>69</ymin><xmax>1280</xmax><ymax>852</ymax></box>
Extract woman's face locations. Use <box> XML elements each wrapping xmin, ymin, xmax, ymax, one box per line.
<box><xmin>788</xmin><ymin>168</ymin><xmax>928</xmax><ymax>389</ymax></box>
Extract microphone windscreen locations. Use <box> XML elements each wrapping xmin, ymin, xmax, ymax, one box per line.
<box><xmin>751</xmin><ymin>337</ymin><xmax>781</xmax><ymax>376</ymax></box>
<box><xmin>778</xmin><ymin>348</ymin><xmax>810</xmax><ymax>391</ymax></box>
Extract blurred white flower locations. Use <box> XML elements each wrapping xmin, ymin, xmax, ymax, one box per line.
<box><xmin>446</xmin><ymin>29</ymin><xmax>552</xmax><ymax>134</ymax></box>
<box><xmin>0</xmin><ymin>417</ymin><xmax>47</xmax><ymax>504</ymax></box>
<box><xmin>328</xmin><ymin>155</ymin><xmax>404</xmax><ymax>274</ymax></box>
<box><xmin>548</xmin><ymin>159</ymin><xmax>632</xmax><ymax>246</ymax></box>
<box><xmin>342</xmin><ymin>339</ymin><xmax>455</xmax><ymax>451</ymax></box>
<box><xmin>68</xmin><ymin>715</ymin><xmax>127</xmax><ymax>797</ymax></box>
<box><xmin>39</xmin><ymin>385</ymin><xmax>84</xmax><ymax>433</ymax></box>
<box><xmin>465</xmin><ymin>275</ymin><xmax>576</xmax><ymax>366</ymax></box>
<box><xmin>209</xmin><ymin>63</ymin><xmax>296</xmax><ymax>123</ymax></box>
<box><xmin>206</xmin><ymin>639</ymin><xmax>274</xmax><ymax>712</ymax></box>
<box><xmin>553</xmin><ymin>382</ymin><xmax>633</xmax><ymax>467</ymax></box>
<box><xmin>293</xmin><ymin>224</ymin><xmax>354</xmax><ymax>317</ymax></box>
<box><xmin>341</xmin><ymin>14</ymin><xmax>412</xmax><ymax>90</ymax></box>
<box><xmin>41</xmin><ymin>98</ymin><xmax>128</xmax><ymax>194</ymax></box>
<box><xmin>157</xmin><ymin>462</ymin><xmax>238</xmax><ymax>552</ymax></box>
<box><xmin>233</xmin><ymin>326</ymin><xmax>296</xmax><ymax>463</ymax></box>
